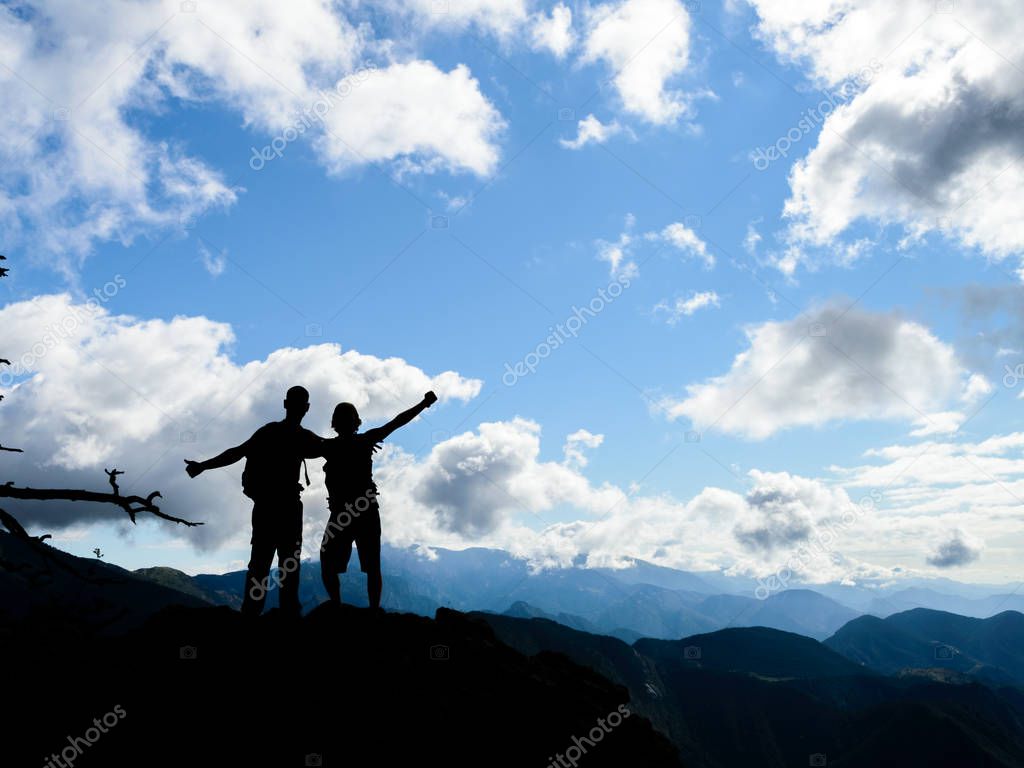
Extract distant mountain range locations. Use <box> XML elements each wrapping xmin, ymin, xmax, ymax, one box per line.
<box><xmin>4</xmin><ymin>531</ymin><xmax>1024</xmax><ymax>767</ymax></box>
<box><xmin>136</xmin><ymin>543</ymin><xmax>1023</xmax><ymax>641</ymax></box>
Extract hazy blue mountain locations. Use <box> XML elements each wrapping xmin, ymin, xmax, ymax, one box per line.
<box><xmin>167</xmin><ymin>544</ymin><xmax>1023</xmax><ymax>644</ymax></box>
<box><xmin>592</xmin><ymin>557</ymin><xmax>721</xmax><ymax>594</ymax></box>
<box><xmin>748</xmin><ymin>589</ymin><xmax>862</xmax><ymax>639</ymax></box>
<box><xmin>682</xmin><ymin>568</ymin><xmax>762</xmax><ymax>596</ymax></box>
<box><xmin>767</xmin><ymin>578</ymin><xmax>1021</xmax><ymax>615</ymax></box>
<box><xmin>383</xmin><ymin>544</ymin><xmax>530</xmax><ymax>609</ymax></box>
<box><xmin>865</xmin><ymin>587</ymin><xmax>1024</xmax><ymax>618</ymax></box>
<box><xmin>692</xmin><ymin>589</ymin><xmax>860</xmax><ymax>640</ymax></box>
<box><xmin>502</xmin><ymin>565</ymin><xmax>639</xmax><ymax>616</ymax></box>
<box><xmin>377</xmin><ymin>544</ymin><xmax>1019</xmax><ymax>617</ymax></box>
<box><xmin>791</xmin><ymin>581</ymin><xmax>883</xmax><ymax>612</ymax></box>
<box><xmin>378</xmin><ymin>548</ymin><xmax>862</xmax><ymax>640</ymax></box>
<box><xmin>889</xmin><ymin>576</ymin><xmax>1022</xmax><ymax>600</ymax></box>
<box><xmin>501</xmin><ymin>600</ymin><xmax>599</xmax><ymax>633</ymax></box>
<box><xmin>592</xmin><ymin>583</ymin><xmax>718</xmax><ymax>639</ymax></box>
<box><xmin>175</xmin><ymin>548</ymin><xmax>863</xmax><ymax>640</ymax></box>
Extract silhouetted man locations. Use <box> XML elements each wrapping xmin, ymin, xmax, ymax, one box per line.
<box><xmin>319</xmin><ymin>391</ymin><xmax>437</xmax><ymax>611</ymax></box>
<box><xmin>185</xmin><ymin>386</ymin><xmax>323</xmax><ymax>617</ymax></box>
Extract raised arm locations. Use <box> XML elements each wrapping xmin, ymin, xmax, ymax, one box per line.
<box><xmin>184</xmin><ymin>441</ymin><xmax>249</xmax><ymax>478</ymax></box>
<box><xmin>365</xmin><ymin>392</ymin><xmax>437</xmax><ymax>442</ymax></box>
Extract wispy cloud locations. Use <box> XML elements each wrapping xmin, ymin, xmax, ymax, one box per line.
<box><xmin>653</xmin><ymin>291</ymin><xmax>721</xmax><ymax>324</ymax></box>
<box><xmin>198</xmin><ymin>242</ymin><xmax>227</xmax><ymax>278</ymax></box>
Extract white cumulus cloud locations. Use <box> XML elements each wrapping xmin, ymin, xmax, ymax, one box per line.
<box><xmin>531</xmin><ymin>3</ymin><xmax>575</xmax><ymax>57</ymax></box>
<box><xmin>581</xmin><ymin>0</ymin><xmax>698</xmax><ymax>125</ymax></box>
<box><xmin>661</xmin><ymin>304</ymin><xmax>983</xmax><ymax>439</ymax></box>
<box><xmin>315</xmin><ymin>61</ymin><xmax>505</xmax><ymax>177</ymax></box>
<box><xmin>749</xmin><ymin>0</ymin><xmax>1024</xmax><ymax>268</ymax></box>
<box><xmin>0</xmin><ymin>1</ymin><xmax>505</xmax><ymax>267</ymax></box>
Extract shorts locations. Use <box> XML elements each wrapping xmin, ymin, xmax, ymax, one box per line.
<box><xmin>320</xmin><ymin>497</ymin><xmax>381</xmax><ymax>575</ymax></box>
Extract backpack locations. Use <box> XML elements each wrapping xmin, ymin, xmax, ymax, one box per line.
<box><xmin>241</xmin><ymin>422</ymin><xmax>311</xmax><ymax>500</ymax></box>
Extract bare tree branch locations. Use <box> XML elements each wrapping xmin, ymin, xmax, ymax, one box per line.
<box><xmin>0</xmin><ymin>506</ymin><xmax>50</xmax><ymax>542</ymax></box>
<box><xmin>0</xmin><ymin>444</ymin><xmax>24</xmax><ymax>453</ymax></box>
<box><xmin>0</xmin><ymin>479</ymin><xmax>203</xmax><ymax>527</ymax></box>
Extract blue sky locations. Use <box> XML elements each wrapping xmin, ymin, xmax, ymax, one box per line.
<box><xmin>1</xmin><ymin>0</ymin><xmax>1022</xmax><ymax>584</ymax></box>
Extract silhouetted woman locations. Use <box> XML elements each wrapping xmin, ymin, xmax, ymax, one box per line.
<box><xmin>319</xmin><ymin>391</ymin><xmax>437</xmax><ymax>610</ymax></box>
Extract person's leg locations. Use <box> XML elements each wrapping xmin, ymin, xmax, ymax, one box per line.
<box><xmin>319</xmin><ymin>531</ymin><xmax>340</xmax><ymax>605</ymax></box>
<box><xmin>321</xmin><ymin>524</ymin><xmax>354</xmax><ymax>606</ymax></box>
<box><xmin>367</xmin><ymin>565</ymin><xmax>382</xmax><ymax>611</ymax></box>
<box><xmin>357</xmin><ymin>508</ymin><xmax>383</xmax><ymax>611</ymax></box>
<box><xmin>242</xmin><ymin>507</ymin><xmax>275</xmax><ymax>616</ymax></box>
<box><xmin>320</xmin><ymin>558</ymin><xmax>341</xmax><ymax>604</ymax></box>
<box><xmin>276</xmin><ymin>498</ymin><xmax>303</xmax><ymax>617</ymax></box>
<box><xmin>320</xmin><ymin>506</ymin><xmax>342</xmax><ymax>605</ymax></box>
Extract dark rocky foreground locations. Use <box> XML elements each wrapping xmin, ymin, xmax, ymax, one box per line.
<box><xmin>6</xmin><ymin>532</ymin><xmax>1024</xmax><ymax>767</ymax></box>
<box><xmin>5</xmin><ymin>603</ymin><xmax>681</xmax><ymax>767</ymax></box>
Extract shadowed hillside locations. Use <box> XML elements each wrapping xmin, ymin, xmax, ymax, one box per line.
<box><xmin>825</xmin><ymin>608</ymin><xmax>1024</xmax><ymax>685</ymax></box>
<box><xmin>0</xmin><ymin>531</ymin><xmax>209</xmax><ymax>636</ymax></box>
<box><xmin>472</xmin><ymin>611</ymin><xmax>1024</xmax><ymax>768</ymax></box>
<box><xmin>635</xmin><ymin>625</ymin><xmax>869</xmax><ymax>679</ymax></box>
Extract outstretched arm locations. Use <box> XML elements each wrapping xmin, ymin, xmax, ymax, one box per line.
<box><xmin>365</xmin><ymin>392</ymin><xmax>437</xmax><ymax>442</ymax></box>
<box><xmin>184</xmin><ymin>442</ymin><xmax>248</xmax><ymax>478</ymax></box>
